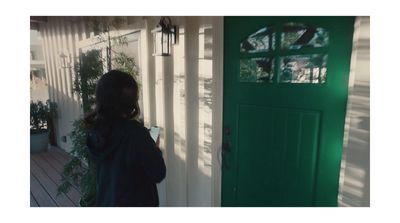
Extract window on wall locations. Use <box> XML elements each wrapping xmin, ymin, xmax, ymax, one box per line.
<box><xmin>80</xmin><ymin>31</ymin><xmax>143</xmax><ymax>120</ymax></box>
<box><xmin>280</xmin><ymin>54</ymin><xmax>327</xmax><ymax>83</ymax></box>
<box><xmin>240</xmin><ymin>57</ymin><xmax>274</xmax><ymax>83</ymax></box>
<box><xmin>239</xmin><ymin>23</ymin><xmax>329</xmax><ymax>84</ymax></box>
<box><xmin>240</xmin><ymin>27</ymin><xmax>275</xmax><ymax>53</ymax></box>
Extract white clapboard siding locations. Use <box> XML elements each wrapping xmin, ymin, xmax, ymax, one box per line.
<box><xmin>40</xmin><ymin>17</ymin><xmax>84</xmax><ymax>152</ymax></box>
<box><xmin>339</xmin><ymin>16</ymin><xmax>370</xmax><ymax>207</ymax></box>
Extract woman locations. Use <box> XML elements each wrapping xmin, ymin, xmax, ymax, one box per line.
<box><xmin>85</xmin><ymin>70</ymin><xmax>166</xmax><ymax>207</ymax></box>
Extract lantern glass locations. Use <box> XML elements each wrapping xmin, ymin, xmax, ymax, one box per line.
<box><xmin>153</xmin><ymin>28</ymin><xmax>163</xmax><ymax>56</ymax></box>
<box><xmin>170</xmin><ymin>26</ymin><xmax>176</xmax><ymax>45</ymax></box>
<box><xmin>162</xmin><ymin>31</ymin><xmax>170</xmax><ymax>55</ymax></box>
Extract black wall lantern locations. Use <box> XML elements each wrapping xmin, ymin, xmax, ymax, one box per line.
<box><xmin>152</xmin><ymin>17</ymin><xmax>177</xmax><ymax>56</ymax></box>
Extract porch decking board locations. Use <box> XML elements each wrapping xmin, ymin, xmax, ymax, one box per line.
<box><xmin>30</xmin><ymin>147</ymin><xmax>81</xmax><ymax>207</ymax></box>
<box><xmin>30</xmin><ymin>192</ymin><xmax>39</xmax><ymax>207</ymax></box>
<box><xmin>31</xmin><ymin>152</ymin><xmax>82</xmax><ymax>205</ymax></box>
<box><xmin>38</xmin><ymin>150</ymin><xmax>65</xmax><ymax>174</ymax></box>
<box><xmin>38</xmin><ymin>149</ymin><xmax>82</xmax><ymax>193</ymax></box>
<box><xmin>31</xmin><ymin>158</ymin><xmax>75</xmax><ymax>207</ymax></box>
<box><xmin>42</xmin><ymin>152</ymin><xmax>81</xmax><ymax>196</ymax></box>
<box><xmin>43</xmin><ymin>149</ymin><xmax>68</xmax><ymax>170</ymax></box>
<box><xmin>52</xmin><ymin>147</ymin><xmax>71</xmax><ymax>162</ymax></box>
<box><xmin>48</xmin><ymin>147</ymin><xmax>70</xmax><ymax>164</ymax></box>
<box><xmin>30</xmin><ymin>171</ymin><xmax>57</xmax><ymax>207</ymax></box>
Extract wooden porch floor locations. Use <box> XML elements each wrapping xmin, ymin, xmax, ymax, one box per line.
<box><xmin>30</xmin><ymin>147</ymin><xmax>81</xmax><ymax>207</ymax></box>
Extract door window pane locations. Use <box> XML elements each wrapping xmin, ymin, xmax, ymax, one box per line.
<box><xmin>240</xmin><ymin>27</ymin><xmax>275</xmax><ymax>53</ymax></box>
<box><xmin>240</xmin><ymin>57</ymin><xmax>274</xmax><ymax>83</ymax></box>
<box><xmin>281</xmin><ymin>23</ymin><xmax>329</xmax><ymax>50</ymax></box>
<box><xmin>279</xmin><ymin>54</ymin><xmax>327</xmax><ymax>83</ymax></box>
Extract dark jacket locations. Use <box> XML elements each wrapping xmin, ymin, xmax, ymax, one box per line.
<box><xmin>86</xmin><ymin>119</ymin><xmax>166</xmax><ymax>207</ymax></box>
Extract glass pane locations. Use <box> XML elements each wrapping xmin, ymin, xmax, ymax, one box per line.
<box><xmin>240</xmin><ymin>27</ymin><xmax>275</xmax><ymax>53</ymax></box>
<box><xmin>279</xmin><ymin>54</ymin><xmax>327</xmax><ymax>83</ymax></box>
<box><xmin>240</xmin><ymin>57</ymin><xmax>274</xmax><ymax>83</ymax></box>
<box><xmin>281</xmin><ymin>23</ymin><xmax>329</xmax><ymax>50</ymax></box>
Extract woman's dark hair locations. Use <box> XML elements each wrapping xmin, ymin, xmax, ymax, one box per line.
<box><xmin>84</xmin><ymin>70</ymin><xmax>140</xmax><ymax>140</ymax></box>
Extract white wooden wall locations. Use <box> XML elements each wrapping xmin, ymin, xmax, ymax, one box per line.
<box><xmin>339</xmin><ymin>16</ymin><xmax>370</xmax><ymax>207</ymax></box>
<box><xmin>40</xmin><ymin>16</ymin><xmax>223</xmax><ymax>207</ymax></box>
<box><xmin>141</xmin><ymin>16</ymin><xmax>223</xmax><ymax>207</ymax></box>
<box><xmin>40</xmin><ymin>17</ymin><xmax>83</xmax><ymax>151</ymax></box>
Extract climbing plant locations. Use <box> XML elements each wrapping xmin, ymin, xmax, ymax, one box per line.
<box><xmin>57</xmin><ymin>17</ymin><xmax>139</xmax><ymax>207</ymax></box>
<box><xmin>57</xmin><ymin>49</ymin><xmax>103</xmax><ymax>207</ymax></box>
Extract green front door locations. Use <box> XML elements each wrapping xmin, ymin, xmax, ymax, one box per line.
<box><xmin>222</xmin><ymin>16</ymin><xmax>355</xmax><ymax>207</ymax></box>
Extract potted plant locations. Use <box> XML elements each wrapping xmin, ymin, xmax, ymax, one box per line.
<box><xmin>30</xmin><ymin>99</ymin><xmax>57</xmax><ymax>153</ymax></box>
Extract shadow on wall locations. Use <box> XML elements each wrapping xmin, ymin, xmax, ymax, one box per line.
<box><xmin>339</xmin><ymin>82</ymin><xmax>370</xmax><ymax>207</ymax></box>
<box><xmin>48</xmin><ymin>84</ymin><xmax>82</xmax><ymax>151</ymax></box>
<box><xmin>156</xmin><ymin>20</ymin><xmax>216</xmax><ymax>206</ymax></box>
<box><xmin>339</xmin><ymin>16</ymin><xmax>370</xmax><ymax>207</ymax></box>
<box><xmin>163</xmin><ymin>130</ymin><xmax>213</xmax><ymax>207</ymax></box>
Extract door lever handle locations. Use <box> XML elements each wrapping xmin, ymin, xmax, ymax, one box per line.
<box><xmin>221</xmin><ymin>142</ymin><xmax>231</xmax><ymax>170</ymax></box>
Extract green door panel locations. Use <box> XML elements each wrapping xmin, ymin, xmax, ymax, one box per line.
<box><xmin>222</xmin><ymin>16</ymin><xmax>355</xmax><ymax>207</ymax></box>
<box><xmin>236</xmin><ymin>106</ymin><xmax>320</xmax><ymax>206</ymax></box>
